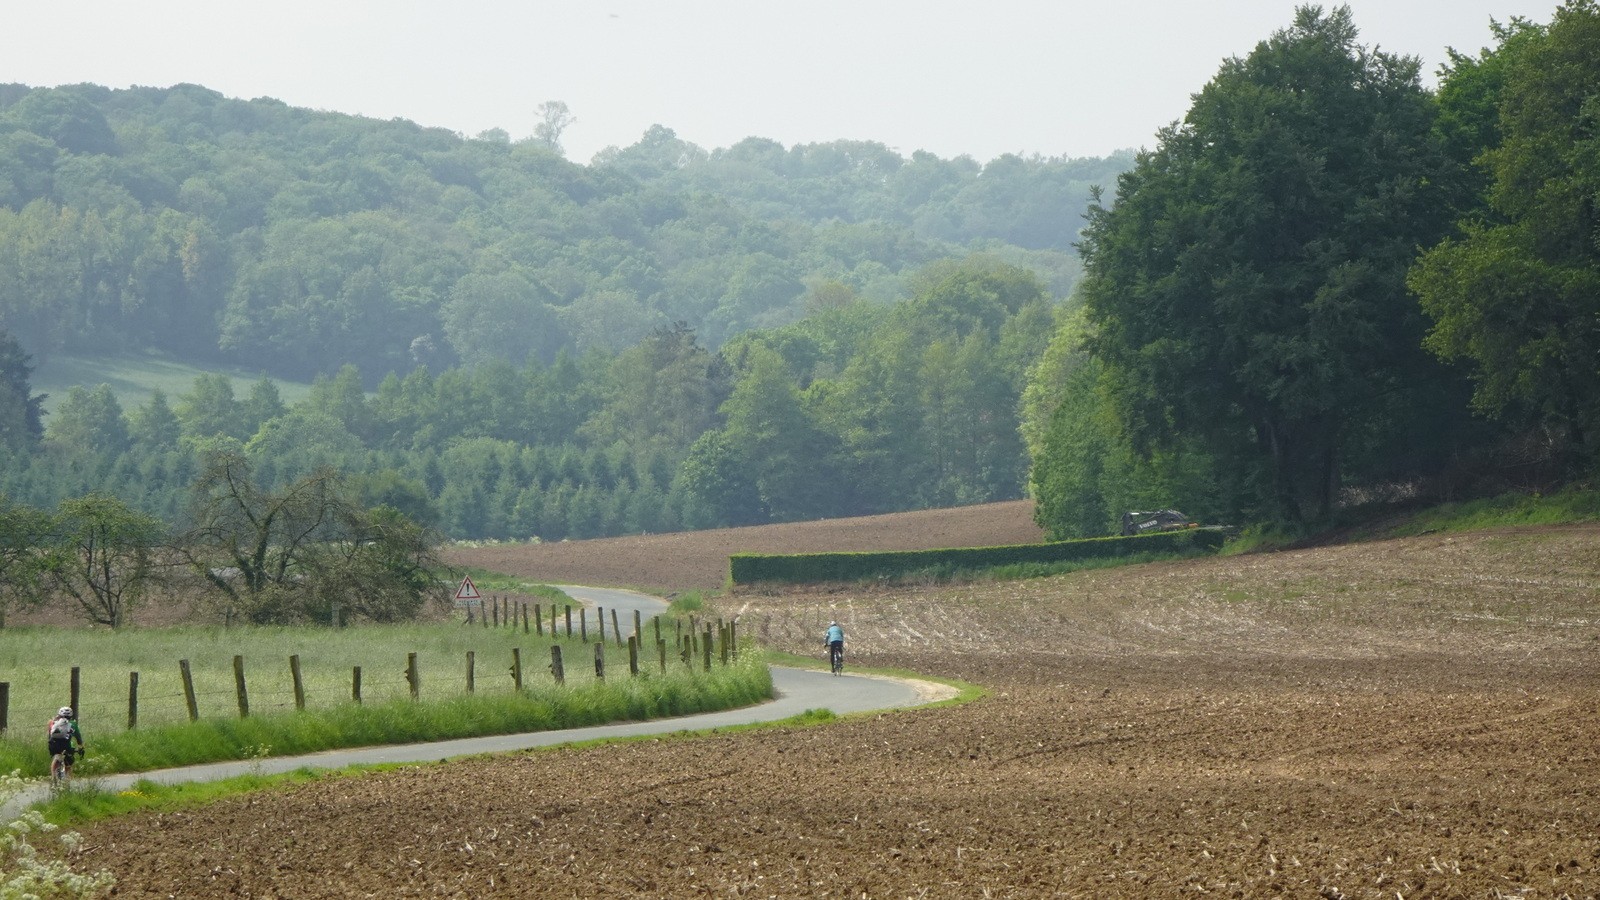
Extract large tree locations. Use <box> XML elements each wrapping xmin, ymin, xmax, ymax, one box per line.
<box><xmin>46</xmin><ymin>493</ymin><xmax>166</xmax><ymax>628</ymax></box>
<box><xmin>1077</xmin><ymin>5</ymin><xmax>1455</xmax><ymax>522</ymax></box>
<box><xmin>0</xmin><ymin>330</ymin><xmax>44</xmax><ymax>452</ymax></box>
<box><xmin>1409</xmin><ymin>1</ymin><xmax>1600</xmax><ymax>468</ymax></box>
<box><xmin>180</xmin><ymin>452</ymin><xmax>447</xmax><ymax>624</ymax></box>
<box><xmin>0</xmin><ymin>495</ymin><xmax>54</xmax><ymax>627</ymax></box>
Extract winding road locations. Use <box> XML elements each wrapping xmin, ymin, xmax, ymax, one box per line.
<box><xmin>4</xmin><ymin>587</ymin><xmax>946</xmax><ymax>819</ymax></box>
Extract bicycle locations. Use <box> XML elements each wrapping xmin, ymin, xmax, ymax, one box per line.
<box><xmin>829</xmin><ymin>643</ymin><xmax>844</xmax><ymax>676</ymax></box>
<box><xmin>49</xmin><ymin>746</ymin><xmax>78</xmax><ymax>785</ymax></box>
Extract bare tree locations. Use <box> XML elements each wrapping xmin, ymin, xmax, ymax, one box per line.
<box><xmin>532</xmin><ymin>100</ymin><xmax>576</xmax><ymax>154</ymax></box>
<box><xmin>180</xmin><ymin>452</ymin><xmax>447</xmax><ymax>624</ymax></box>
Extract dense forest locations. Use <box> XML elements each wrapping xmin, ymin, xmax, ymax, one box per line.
<box><xmin>2</xmin><ymin>1</ymin><xmax>1597</xmax><ymax>560</ymax></box>
<box><xmin>0</xmin><ymin>75</ymin><xmax>1105</xmax><ymax>540</ymax></box>
<box><xmin>1031</xmin><ymin>2</ymin><xmax>1600</xmax><ymax>536</ymax></box>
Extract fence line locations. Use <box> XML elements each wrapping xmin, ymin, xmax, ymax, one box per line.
<box><xmin>0</xmin><ymin>615</ymin><xmax>740</xmax><ymax>738</ymax></box>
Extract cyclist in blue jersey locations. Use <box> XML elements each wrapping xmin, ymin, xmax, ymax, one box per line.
<box><xmin>824</xmin><ymin>621</ymin><xmax>845</xmax><ymax>674</ymax></box>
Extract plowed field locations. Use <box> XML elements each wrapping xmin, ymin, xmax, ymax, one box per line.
<box><xmin>72</xmin><ymin>505</ymin><xmax>1600</xmax><ymax>898</ymax></box>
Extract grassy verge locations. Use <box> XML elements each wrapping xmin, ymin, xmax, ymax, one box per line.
<box><xmin>0</xmin><ymin>616</ymin><xmax>771</xmax><ymax>776</ymax></box>
<box><xmin>12</xmin><ymin>652</ymin><xmax>771</xmax><ymax>776</ymax></box>
<box><xmin>445</xmin><ymin>569</ymin><xmax>568</xmax><ymax>602</ymax></box>
<box><xmin>1383</xmin><ymin>486</ymin><xmax>1600</xmax><ymax>536</ymax></box>
<box><xmin>39</xmin><ymin>704</ymin><xmax>843</xmax><ymax>827</ymax></box>
<box><xmin>1221</xmin><ymin>486</ymin><xmax>1600</xmax><ymax>553</ymax></box>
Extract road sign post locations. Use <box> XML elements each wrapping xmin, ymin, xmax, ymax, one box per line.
<box><xmin>455</xmin><ymin>575</ymin><xmax>483</xmax><ymax>610</ymax></box>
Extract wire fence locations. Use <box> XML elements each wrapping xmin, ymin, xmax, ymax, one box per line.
<box><xmin>0</xmin><ymin>609</ymin><xmax>741</xmax><ymax>738</ymax></box>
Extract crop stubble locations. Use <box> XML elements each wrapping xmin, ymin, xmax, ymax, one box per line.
<box><xmin>72</xmin><ymin>506</ymin><xmax>1600</xmax><ymax>897</ymax></box>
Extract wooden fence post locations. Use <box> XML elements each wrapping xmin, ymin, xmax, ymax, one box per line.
<box><xmin>406</xmin><ymin>652</ymin><xmax>420</xmax><ymax>700</ymax></box>
<box><xmin>128</xmin><ymin>671</ymin><xmax>139</xmax><ymax>730</ymax></box>
<box><xmin>0</xmin><ymin>682</ymin><xmax>8</xmax><ymax>734</ymax></box>
<box><xmin>535</xmin><ymin>603</ymin><xmax>543</xmax><ymax>636</ymax></box>
<box><xmin>654</xmin><ymin>615</ymin><xmax>661</xmax><ymax>645</ymax></box>
<box><xmin>720</xmin><ymin>623</ymin><xmax>729</xmax><ymax>666</ymax></box>
<box><xmin>290</xmin><ymin>654</ymin><xmax>306</xmax><ymax>710</ymax></box>
<box><xmin>466</xmin><ymin>650</ymin><xmax>476</xmax><ymax>693</ymax></box>
<box><xmin>492</xmin><ymin>596</ymin><xmax>500</xmax><ymax>628</ymax></box>
<box><xmin>70</xmin><ymin>666</ymin><xmax>80</xmax><ymax>718</ymax></box>
<box><xmin>703</xmin><ymin>626</ymin><xmax>713</xmax><ymax>672</ymax></box>
<box><xmin>729</xmin><ymin>620</ymin><xmax>738</xmax><ymax>659</ymax></box>
<box><xmin>550</xmin><ymin>645</ymin><xmax>564</xmax><ymax>685</ymax></box>
<box><xmin>233</xmin><ymin>655</ymin><xmax>249</xmax><ymax>718</ymax></box>
<box><xmin>522</xmin><ymin>603</ymin><xmax>530</xmax><ymax>634</ymax></box>
<box><xmin>612</xmin><ymin>609</ymin><xmax>622</xmax><ymax>647</ymax></box>
<box><xmin>352</xmin><ymin>666</ymin><xmax>362</xmax><ymax>704</ymax></box>
<box><xmin>594</xmin><ymin>642</ymin><xmax>605</xmax><ymax>680</ymax></box>
<box><xmin>481</xmin><ymin>603</ymin><xmax>489</xmax><ymax>628</ymax></box>
<box><xmin>598</xmin><ymin>606</ymin><xmax>606</xmax><ymax>644</ymax></box>
<box><xmin>628</xmin><ymin>636</ymin><xmax>639</xmax><ymax>676</ymax></box>
<box><xmin>633</xmin><ymin>609</ymin><xmax>642</xmax><ymax>644</ymax></box>
<box><xmin>180</xmin><ymin>659</ymin><xmax>199</xmax><ymax>721</ymax></box>
<box><xmin>511</xmin><ymin>648</ymin><xmax>523</xmax><ymax>691</ymax></box>
<box><xmin>657</xmin><ymin>639</ymin><xmax>667</xmax><ymax>673</ymax></box>
<box><xmin>580</xmin><ymin>608</ymin><xmax>588</xmax><ymax>642</ymax></box>
<box><xmin>564</xmin><ymin>605</ymin><xmax>572</xmax><ymax>637</ymax></box>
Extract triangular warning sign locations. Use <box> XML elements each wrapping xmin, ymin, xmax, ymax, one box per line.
<box><xmin>455</xmin><ymin>575</ymin><xmax>482</xmax><ymax>601</ymax></box>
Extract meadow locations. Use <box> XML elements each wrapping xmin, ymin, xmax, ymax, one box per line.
<box><xmin>0</xmin><ymin>608</ymin><xmax>764</xmax><ymax>777</ymax></box>
<box><xmin>29</xmin><ymin>350</ymin><xmax>313</xmax><ymax>415</ymax></box>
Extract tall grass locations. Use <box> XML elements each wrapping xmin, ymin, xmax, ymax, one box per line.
<box><xmin>0</xmin><ymin>618</ymin><xmax>769</xmax><ymax>776</ymax></box>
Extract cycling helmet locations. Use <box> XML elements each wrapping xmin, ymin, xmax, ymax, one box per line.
<box><xmin>829</xmin><ymin>620</ymin><xmax>838</xmax><ymax>626</ymax></box>
<box><xmin>57</xmin><ymin>707</ymin><xmax>73</xmax><ymax>718</ymax></box>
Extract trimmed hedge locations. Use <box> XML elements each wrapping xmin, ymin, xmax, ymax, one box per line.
<box><xmin>728</xmin><ymin>528</ymin><xmax>1227</xmax><ymax>585</ymax></box>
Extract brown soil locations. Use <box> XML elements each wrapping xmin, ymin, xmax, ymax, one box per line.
<box><xmin>446</xmin><ymin>499</ymin><xmax>1048</xmax><ymax>593</ymax></box>
<box><xmin>69</xmin><ymin>508</ymin><xmax>1600</xmax><ymax>898</ymax></box>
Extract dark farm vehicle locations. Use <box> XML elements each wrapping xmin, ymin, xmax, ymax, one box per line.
<box><xmin>1120</xmin><ymin>509</ymin><xmax>1194</xmax><ymax>537</ymax></box>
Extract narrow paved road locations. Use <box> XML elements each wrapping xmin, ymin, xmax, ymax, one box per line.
<box><xmin>6</xmin><ymin>587</ymin><xmax>944</xmax><ymax>818</ymax></box>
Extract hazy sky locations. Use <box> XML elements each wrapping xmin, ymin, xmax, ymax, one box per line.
<box><xmin>5</xmin><ymin>1</ymin><xmax>1561</xmax><ymax>164</ymax></box>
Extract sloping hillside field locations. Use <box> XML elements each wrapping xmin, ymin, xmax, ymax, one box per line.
<box><xmin>74</xmin><ymin>506</ymin><xmax>1600</xmax><ymax>897</ymax></box>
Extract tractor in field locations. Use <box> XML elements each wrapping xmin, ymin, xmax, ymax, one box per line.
<box><xmin>1119</xmin><ymin>509</ymin><xmax>1194</xmax><ymax>537</ymax></box>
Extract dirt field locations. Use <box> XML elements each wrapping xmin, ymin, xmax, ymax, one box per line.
<box><xmin>446</xmin><ymin>499</ymin><xmax>1048</xmax><ymax>593</ymax></box>
<box><xmin>70</xmin><ymin>506</ymin><xmax>1600</xmax><ymax>898</ymax></box>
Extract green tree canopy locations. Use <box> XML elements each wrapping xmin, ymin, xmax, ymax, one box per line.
<box><xmin>1077</xmin><ymin>5</ymin><xmax>1455</xmax><ymax>522</ymax></box>
<box><xmin>1410</xmin><ymin>1</ymin><xmax>1600</xmax><ymax>466</ymax></box>
<box><xmin>46</xmin><ymin>492</ymin><xmax>166</xmax><ymax>628</ymax></box>
<box><xmin>0</xmin><ymin>330</ymin><xmax>43</xmax><ymax>452</ymax></box>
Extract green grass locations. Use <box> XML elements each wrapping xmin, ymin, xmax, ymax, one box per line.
<box><xmin>38</xmin><ymin>703</ymin><xmax>841</xmax><ymax>827</ymax></box>
<box><xmin>0</xmin><ymin>616</ymin><xmax>769</xmax><ymax>776</ymax></box>
<box><xmin>1219</xmin><ymin>486</ymin><xmax>1600</xmax><ymax>553</ymax></box>
<box><xmin>37</xmin><ymin>767</ymin><xmax>345</xmax><ymax>823</ymax></box>
<box><xmin>667</xmin><ymin>591</ymin><xmax>707</xmax><ymax>615</ymax></box>
<box><xmin>1384</xmin><ymin>486</ymin><xmax>1600</xmax><ymax>536</ymax></box>
<box><xmin>30</xmin><ymin>349</ymin><xmax>313</xmax><ymax>414</ymax></box>
<box><xmin>447</xmin><ymin>569</ymin><xmax>568</xmax><ymax>602</ymax></box>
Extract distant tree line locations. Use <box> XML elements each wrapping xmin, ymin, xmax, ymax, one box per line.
<box><xmin>0</xmin><ymin>453</ymin><xmax>448</xmax><ymax>629</ymax></box>
<box><xmin>0</xmin><ymin>80</ymin><xmax>1121</xmax><ymax>383</ymax></box>
<box><xmin>1028</xmin><ymin>3</ymin><xmax>1600</xmax><ymax>537</ymax></box>
<box><xmin>0</xmin><ymin>257</ymin><xmax>1050</xmax><ymax>543</ymax></box>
